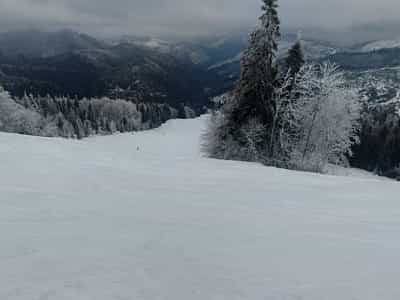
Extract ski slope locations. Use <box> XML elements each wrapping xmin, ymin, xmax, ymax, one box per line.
<box><xmin>1</xmin><ymin>116</ymin><xmax>400</xmax><ymax>300</ymax></box>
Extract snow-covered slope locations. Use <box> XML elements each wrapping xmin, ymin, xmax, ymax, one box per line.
<box><xmin>361</xmin><ymin>38</ymin><xmax>400</xmax><ymax>52</ymax></box>
<box><xmin>1</xmin><ymin>116</ymin><xmax>400</xmax><ymax>300</ymax></box>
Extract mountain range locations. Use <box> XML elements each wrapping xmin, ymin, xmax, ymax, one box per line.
<box><xmin>0</xmin><ymin>30</ymin><xmax>237</xmax><ymax>112</ymax></box>
<box><xmin>2</xmin><ymin>28</ymin><xmax>400</xmax><ymax>112</ymax></box>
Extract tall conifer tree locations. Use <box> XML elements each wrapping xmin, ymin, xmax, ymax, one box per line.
<box><xmin>232</xmin><ymin>0</ymin><xmax>281</xmax><ymax>126</ymax></box>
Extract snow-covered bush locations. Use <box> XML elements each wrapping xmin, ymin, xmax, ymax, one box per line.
<box><xmin>0</xmin><ymin>87</ymin><xmax>57</xmax><ymax>136</ymax></box>
<box><xmin>289</xmin><ymin>63</ymin><xmax>361</xmax><ymax>172</ymax></box>
<box><xmin>202</xmin><ymin>97</ymin><xmax>239</xmax><ymax>160</ymax></box>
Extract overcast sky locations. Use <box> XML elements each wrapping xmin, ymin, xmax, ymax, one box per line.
<box><xmin>0</xmin><ymin>0</ymin><xmax>399</xmax><ymax>37</ymax></box>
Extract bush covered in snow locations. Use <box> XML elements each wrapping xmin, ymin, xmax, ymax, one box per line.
<box><xmin>0</xmin><ymin>87</ymin><xmax>58</xmax><ymax>136</ymax></box>
<box><xmin>289</xmin><ymin>63</ymin><xmax>361</xmax><ymax>172</ymax></box>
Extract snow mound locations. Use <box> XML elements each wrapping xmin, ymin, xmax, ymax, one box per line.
<box><xmin>1</xmin><ymin>116</ymin><xmax>400</xmax><ymax>300</ymax></box>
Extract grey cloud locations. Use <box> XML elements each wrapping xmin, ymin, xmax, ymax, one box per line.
<box><xmin>0</xmin><ymin>0</ymin><xmax>399</xmax><ymax>36</ymax></box>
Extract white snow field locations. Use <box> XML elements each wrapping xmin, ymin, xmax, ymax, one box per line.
<box><xmin>1</xmin><ymin>116</ymin><xmax>400</xmax><ymax>300</ymax></box>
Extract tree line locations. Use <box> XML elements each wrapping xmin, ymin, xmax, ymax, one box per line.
<box><xmin>0</xmin><ymin>87</ymin><xmax>195</xmax><ymax>139</ymax></box>
<box><xmin>351</xmin><ymin>103</ymin><xmax>400</xmax><ymax>178</ymax></box>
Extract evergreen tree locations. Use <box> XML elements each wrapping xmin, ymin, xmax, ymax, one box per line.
<box><xmin>231</xmin><ymin>0</ymin><xmax>281</xmax><ymax>126</ymax></box>
<box><xmin>202</xmin><ymin>0</ymin><xmax>284</xmax><ymax>163</ymax></box>
<box><xmin>285</xmin><ymin>40</ymin><xmax>305</xmax><ymax>79</ymax></box>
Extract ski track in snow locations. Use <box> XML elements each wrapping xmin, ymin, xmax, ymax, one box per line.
<box><xmin>1</xmin><ymin>116</ymin><xmax>400</xmax><ymax>300</ymax></box>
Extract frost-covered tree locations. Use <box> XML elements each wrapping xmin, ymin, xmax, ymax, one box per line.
<box><xmin>289</xmin><ymin>63</ymin><xmax>361</xmax><ymax>172</ymax></box>
<box><xmin>0</xmin><ymin>87</ymin><xmax>56</xmax><ymax>136</ymax></box>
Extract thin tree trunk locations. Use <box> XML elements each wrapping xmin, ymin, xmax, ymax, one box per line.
<box><xmin>269</xmin><ymin>103</ymin><xmax>280</xmax><ymax>157</ymax></box>
<box><xmin>302</xmin><ymin>105</ymin><xmax>319</xmax><ymax>163</ymax></box>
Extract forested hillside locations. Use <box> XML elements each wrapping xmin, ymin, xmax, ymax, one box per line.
<box><xmin>0</xmin><ymin>30</ymin><xmax>228</xmax><ymax>113</ymax></box>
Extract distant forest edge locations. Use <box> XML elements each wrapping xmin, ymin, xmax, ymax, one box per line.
<box><xmin>0</xmin><ymin>87</ymin><xmax>196</xmax><ymax>139</ymax></box>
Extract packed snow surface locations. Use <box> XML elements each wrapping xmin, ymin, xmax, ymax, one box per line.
<box><xmin>361</xmin><ymin>38</ymin><xmax>400</xmax><ymax>52</ymax></box>
<box><xmin>1</xmin><ymin>116</ymin><xmax>400</xmax><ymax>300</ymax></box>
